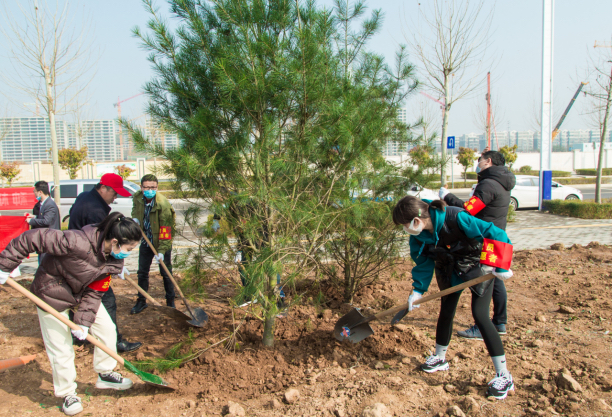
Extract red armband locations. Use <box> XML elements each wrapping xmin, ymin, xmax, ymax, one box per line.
<box><xmin>159</xmin><ymin>226</ymin><xmax>172</xmax><ymax>240</ymax></box>
<box><xmin>464</xmin><ymin>196</ymin><xmax>486</xmax><ymax>215</ymax></box>
<box><xmin>480</xmin><ymin>239</ymin><xmax>513</xmax><ymax>270</ymax></box>
<box><xmin>88</xmin><ymin>275</ymin><xmax>111</xmax><ymax>292</ymax></box>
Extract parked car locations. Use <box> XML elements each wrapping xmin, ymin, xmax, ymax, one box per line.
<box><xmin>471</xmin><ymin>175</ymin><xmax>582</xmax><ymax>209</ymax></box>
<box><xmin>48</xmin><ymin>179</ymin><xmax>141</xmax><ymax>219</ymax></box>
<box><xmin>355</xmin><ymin>177</ymin><xmax>439</xmax><ymax>202</ymax></box>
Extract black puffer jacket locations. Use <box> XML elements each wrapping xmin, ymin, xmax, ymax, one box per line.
<box><xmin>444</xmin><ymin>165</ymin><xmax>516</xmax><ymax>230</ymax></box>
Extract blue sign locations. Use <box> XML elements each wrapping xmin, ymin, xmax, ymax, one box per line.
<box><xmin>447</xmin><ymin>136</ymin><xmax>455</xmax><ymax>149</ymax></box>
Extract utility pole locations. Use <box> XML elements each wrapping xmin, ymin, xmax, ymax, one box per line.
<box><xmin>486</xmin><ymin>72</ymin><xmax>491</xmax><ymax>149</ymax></box>
<box><xmin>539</xmin><ymin>0</ymin><xmax>554</xmax><ymax>210</ymax></box>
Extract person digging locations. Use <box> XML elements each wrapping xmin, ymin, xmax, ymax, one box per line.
<box><xmin>440</xmin><ymin>149</ymin><xmax>515</xmax><ymax>341</ymax></box>
<box><xmin>0</xmin><ymin>212</ymin><xmax>141</xmax><ymax>416</ymax></box>
<box><xmin>392</xmin><ymin>196</ymin><xmax>515</xmax><ymax>400</ymax></box>
<box><xmin>130</xmin><ymin>174</ymin><xmax>177</xmax><ymax>314</ymax></box>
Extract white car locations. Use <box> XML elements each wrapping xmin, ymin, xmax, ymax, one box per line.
<box><xmin>407</xmin><ymin>185</ymin><xmax>440</xmax><ymax>201</ymax></box>
<box><xmin>471</xmin><ymin>175</ymin><xmax>582</xmax><ymax>209</ymax></box>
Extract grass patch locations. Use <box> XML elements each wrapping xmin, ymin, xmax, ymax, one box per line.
<box><xmin>507</xmin><ymin>204</ymin><xmax>516</xmax><ymax>223</ymax></box>
<box><xmin>544</xmin><ymin>199</ymin><xmax>612</xmax><ymax>219</ymax></box>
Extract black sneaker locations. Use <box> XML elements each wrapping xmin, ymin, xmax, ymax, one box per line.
<box><xmin>130</xmin><ymin>300</ymin><xmax>148</xmax><ymax>315</ymax></box>
<box><xmin>457</xmin><ymin>324</ymin><xmax>483</xmax><ymax>340</ymax></box>
<box><xmin>95</xmin><ymin>371</ymin><xmax>134</xmax><ymax>390</ymax></box>
<box><xmin>486</xmin><ymin>373</ymin><xmax>514</xmax><ymax>400</ymax></box>
<box><xmin>420</xmin><ymin>355</ymin><xmax>450</xmax><ymax>373</ymax></box>
<box><xmin>63</xmin><ymin>395</ymin><xmax>83</xmax><ymax>416</ymax></box>
<box><xmin>494</xmin><ymin>323</ymin><xmax>507</xmax><ymax>335</ymax></box>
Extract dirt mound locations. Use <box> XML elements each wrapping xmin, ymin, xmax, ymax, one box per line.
<box><xmin>2</xmin><ymin>246</ymin><xmax>612</xmax><ymax>416</ymax></box>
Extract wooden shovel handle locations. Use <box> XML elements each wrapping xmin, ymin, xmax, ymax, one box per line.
<box><xmin>140</xmin><ymin>232</ymin><xmax>195</xmax><ymax>318</ymax></box>
<box><xmin>372</xmin><ymin>273</ymin><xmax>496</xmax><ymax>322</ymax></box>
<box><xmin>122</xmin><ymin>275</ymin><xmax>162</xmax><ymax>306</ymax></box>
<box><xmin>5</xmin><ymin>277</ymin><xmax>125</xmax><ymax>366</ymax></box>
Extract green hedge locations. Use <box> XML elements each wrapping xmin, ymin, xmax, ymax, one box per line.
<box><xmin>465</xmin><ymin>172</ymin><xmax>478</xmax><ymax>180</ymax></box>
<box><xmin>544</xmin><ymin>199</ymin><xmax>612</xmax><ymax>219</ymax></box>
<box><xmin>513</xmin><ymin>170</ymin><xmax>572</xmax><ymax>177</ymax></box>
<box><xmin>575</xmin><ymin>168</ymin><xmax>612</xmax><ymax>176</ymax></box>
<box><xmin>432</xmin><ymin>181</ymin><xmax>478</xmax><ymax>189</ymax></box>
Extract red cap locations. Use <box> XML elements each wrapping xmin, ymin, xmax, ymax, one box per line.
<box><xmin>100</xmin><ymin>173</ymin><xmax>131</xmax><ymax>197</ymax></box>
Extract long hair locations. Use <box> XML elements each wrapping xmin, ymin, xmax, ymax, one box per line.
<box><xmin>392</xmin><ymin>196</ymin><xmax>446</xmax><ymax>225</ymax></box>
<box><xmin>97</xmin><ymin>212</ymin><xmax>142</xmax><ymax>245</ymax></box>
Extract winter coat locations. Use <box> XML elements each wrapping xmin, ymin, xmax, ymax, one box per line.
<box><xmin>131</xmin><ymin>191</ymin><xmax>175</xmax><ymax>253</ymax></box>
<box><xmin>409</xmin><ymin>200</ymin><xmax>511</xmax><ymax>296</ymax></box>
<box><xmin>444</xmin><ymin>165</ymin><xmax>516</xmax><ymax>230</ymax></box>
<box><xmin>0</xmin><ymin>226</ymin><xmax>123</xmax><ymax>327</ymax></box>
<box><xmin>68</xmin><ymin>188</ymin><xmax>111</xmax><ymax>231</ymax></box>
<box><xmin>29</xmin><ymin>197</ymin><xmax>61</xmax><ymax>230</ymax></box>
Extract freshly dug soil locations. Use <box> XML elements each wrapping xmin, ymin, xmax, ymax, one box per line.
<box><xmin>1</xmin><ymin>243</ymin><xmax>612</xmax><ymax>416</ymax></box>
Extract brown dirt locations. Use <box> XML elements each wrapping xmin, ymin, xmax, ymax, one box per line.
<box><xmin>2</xmin><ymin>244</ymin><xmax>612</xmax><ymax>416</ymax></box>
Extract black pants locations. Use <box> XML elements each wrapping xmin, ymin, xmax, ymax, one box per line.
<box><xmin>436</xmin><ymin>279</ymin><xmax>505</xmax><ymax>358</ymax></box>
<box><xmin>136</xmin><ymin>242</ymin><xmax>175</xmax><ymax>303</ymax></box>
<box><xmin>69</xmin><ymin>286</ymin><xmax>121</xmax><ymax>343</ymax></box>
<box><xmin>491</xmin><ymin>277</ymin><xmax>507</xmax><ymax>325</ymax></box>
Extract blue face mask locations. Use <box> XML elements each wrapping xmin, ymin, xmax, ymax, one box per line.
<box><xmin>143</xmin><ymin>190</ymin><xmax>157</xmax><ymax>199</ymax></box>
<box><xmin>110</xmin><ymin>243</ymin><xmax>131</xmax><ymax>260</ymax></box>
<box><xmin>475</xmin><ymin>166</ymin><xmax>481</xmax><ymax>174</ymax></box>
<box><xmin>35</xmin><ymin>195</ymin><xmax>42</xmax><ymax>201</ymax></box>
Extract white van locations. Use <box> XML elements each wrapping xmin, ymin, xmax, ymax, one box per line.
<box><xmin>48</xmin><ymin>179</ymin><xmax>141</xmax><ymax>219</ymax></box>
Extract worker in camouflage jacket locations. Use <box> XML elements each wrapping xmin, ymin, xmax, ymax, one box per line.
<box><xmin>130</xmin><ymin>174</ymin><xmax>176</xmax><ymax>314</ymax></box>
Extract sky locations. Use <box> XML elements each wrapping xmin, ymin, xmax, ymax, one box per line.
<box><xmin>1</xmin><ymin>0</ymin><xmax>611</xmax><ymax>138</ymax></box>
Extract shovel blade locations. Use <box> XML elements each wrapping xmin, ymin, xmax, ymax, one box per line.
<box><xmin>149</xmin><ymin>305</ymin><xmax>193</xmax><ymax>322</ymax></box>
<box><xmin>333</xmin><ymin>308</ymin><xmax>374</xmax><ymax>343</ymax></box>
<box><xmin>123</xmin><ymin>359</ymin><xmax>175</xmax><ymax>390</ymax></box>
<box><xmin>186</xmin><ymin>308</ymin><xmax>209</xmax><ymax>328</ymax></box>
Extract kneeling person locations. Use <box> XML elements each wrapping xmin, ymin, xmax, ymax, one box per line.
<box><xmin>131</xmin><ymin>174</ymin><xmax>176</xmax><ymax>314</ymax></box>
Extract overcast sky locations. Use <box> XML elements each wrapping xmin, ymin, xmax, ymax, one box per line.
<box><xmin>1</xmin><ymin>0</ymin><xmax>611</xmax><ymax>138</ymax></box>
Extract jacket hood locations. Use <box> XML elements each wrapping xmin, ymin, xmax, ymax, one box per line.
<box><xmin>478</xmin><ymin>165</ymin><xmax>516</xmax><ymax>191</ymax></box>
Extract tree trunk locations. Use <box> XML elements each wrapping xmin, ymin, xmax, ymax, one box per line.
<box><xmin>262</xmin><ymin>313</ymin><xmax>276</xmax><ymax>347</ymax></box>
<box><xmin>440</xmin><ymin>75</ymin><xmax>450</xmax><ymax>186</ymax></box>
<box><xmin>44</xmin><ymin>69</ymin><xmax>61</xmax><ymax>204</ymax></box>
<box><xmin>463</xmin><ymin>168</ymin><xmax>467</xmax><ymax>187</ymax></box>
<box><xmin>596</xmin><ymin>68</ymin><xmax>612</xmax><ymax>204</ymax></box>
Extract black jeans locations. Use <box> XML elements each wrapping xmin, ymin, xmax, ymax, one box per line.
<box><xmin>436</xmin><ymin>279</ymin><xmax>505</xmax><ymax>357</ymax></box>
<box><xmin>491</xmin><ymin>277</ymin><xmax>508</xmax><ymax>325</ymax></box>
<box><xmin>68</xmin><ymin>286</ymin><xmax>121</xmax><ymax>343</ymax></box>
<box><xmin>136</xmin><ymin>242</ymin><xmax>175</xmax><ymax>303</ymax></box>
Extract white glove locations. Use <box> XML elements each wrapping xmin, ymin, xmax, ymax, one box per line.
<box><xmin>133</xmin><ymin>218</ymin><xmax>140</xmax><ymax>226</ymax></box>
<box><xmin>71</xmin><ymin>325</ymin><xmax>89</xmax><ymax>341</ymax></box>
<box><xmin>439</xmin><ymin>187</ymin><xmax>450</xmax><ymax>199</ymax></box>
<box><xmin>154</xmin><ymin>253</ymin><xmax>164</xmax><ymax>264</ymax></box>
<box><xmin>235</xmin><ymin>251</ymin><xmax>242</xmax><ymax>264</ymax></box>
<box><xmin>212</xmin><ymin>219</ymin><xmax>220</xmax><ymax>232</ymax></box>
<box><xmin>118</xmin><ymin>267</ymin><xmax>130</xmax><ymax>280</ymax></box>
<box><xmin>408</xmin><ymin>291</ymin><xmax>422</xmax><ymax>312</ymax></box>
<box><xmin>493</xmin><ymin>269</ymin><xmax>513</xmax><ymax>280</ymax></box>
<box><xmin>10</xmin><ymin>267</ymin><xmax>20</xmax><ymax>278</ymax></box>
<box><xmin>0</xmin><ymin>270</ymin><xmax>9</xmax><ymax>285</ymax></box>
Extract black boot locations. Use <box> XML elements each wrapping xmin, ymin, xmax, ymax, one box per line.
<box><xmin>117</xmin><ymin>339</ymin><xmax>142</xmax><ymax>353</ymax></box>
<box><xmin>166</xmin><ymin>298</ymin><xmax>175</xmax><ymax>308</ymax></box>
<box><xmin>130</xmin><ymin>299</ymin><xmax>148</xmax><ymax>315</ymax></box>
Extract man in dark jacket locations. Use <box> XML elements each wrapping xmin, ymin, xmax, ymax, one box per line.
<box><xmin>26</xmin><ymin>181</ymin><xmax>61</xmax><ymax>265</ymax></box>
<box><xmin>440</xmin><ymin>150</ymin><xmax>516</xmax><ymax>339</ymax></box>
<box><xmin>68</xmin><ymin>173</ymin><xmax>142</xmax><ymax>353</ymax></box>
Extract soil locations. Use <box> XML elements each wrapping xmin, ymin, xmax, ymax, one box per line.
<box><xmin>2</xmin><ymin>243</ymin><xmax>612</xmax><ymax>416</ymax></box>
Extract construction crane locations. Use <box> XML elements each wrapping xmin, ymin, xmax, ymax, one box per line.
<box><xmin>113</xmin><ymin>93</ymin><xmax>143</xmax><ymax>160</ymax></box>
<box><xmin>551</xmin><ymin>82</ymin><xmax>588</xmax><ymax>141</ymax></box>
<box><xmin>594</xmin><ymin>41</ymin><xmax>612</xmax><ymax>48</ymax></box>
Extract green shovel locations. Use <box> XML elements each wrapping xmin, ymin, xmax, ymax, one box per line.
<box><xmin>5</xmin><ymin>277</ymin><xmax>175</xmax><ymax>390</ymax></box>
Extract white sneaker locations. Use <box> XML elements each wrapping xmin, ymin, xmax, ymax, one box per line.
<box><xmin>63</xmin><ymin>395</ymin><xmax>83</xmax><ymax>416</ymax></box>
<box><xmin>95</xmin><ymin>371</ymin><xmax>134</xmax><ymax>390</ymax></box>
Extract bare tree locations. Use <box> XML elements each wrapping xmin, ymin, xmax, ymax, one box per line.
<box><xmin>472</xmin><ymin>95</ymin><xmax>505</xmax><ymax>149</ymax></box>
<box><xmin>405</xmin><ymin>0</ymin><xmax>494</xmax><ymax>185</ymax></box>
<box><xmin>583</xmin><ymin>48</ymin><xmax>612</xmax><ymax>203</ymax></box>
<box><xmin>1</xmin><ymin>0</ymin><xmax>97</xmax><ymax>201</ymax></box>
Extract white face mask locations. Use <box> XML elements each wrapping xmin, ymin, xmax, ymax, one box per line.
<box><xmin>403</xmin><ymin>218</ymin><xmax>423</xmax><ymax>235</ymax></box>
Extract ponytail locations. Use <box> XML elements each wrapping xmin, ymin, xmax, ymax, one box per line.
<box><xmin>392</xmin><ymin>196</ymin><xmax>446</xmax><ymax>225</ymax></box>
<box><xmin>97</xmin><ymin>212</ymin><xmax>142</xmax><ymax>245</ymax></box>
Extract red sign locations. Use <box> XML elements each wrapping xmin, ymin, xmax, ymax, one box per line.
<box><xmin>0</xmin><ymin>187</ymin><xmax>37</xmax><ymax>210</ymax></box>
<box><xmin>480</xmin><ymin>238</ymin><xmax>513</xmax><ymax>270</ymax></box>
<box><xmin>0</xmin><ymin>216</ymin><xmax>29</xmax><ymax>253</ymax></box>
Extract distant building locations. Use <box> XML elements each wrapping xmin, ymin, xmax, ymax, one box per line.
<box><xmin>383</xmin><ymin>108</ymin><xmax>407</xmax><ymax>156</ymax></box>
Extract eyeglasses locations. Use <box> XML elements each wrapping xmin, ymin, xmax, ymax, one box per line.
<box><xmin>142</xmin><ymin>186</ymin><xmax>158</xmax><ymax>190</ymax></box>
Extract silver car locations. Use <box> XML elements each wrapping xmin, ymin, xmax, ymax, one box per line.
<box><xmin>48</xmin><ymin>179</ymin><xmax>141</xmax><ymax>219</ymax></box>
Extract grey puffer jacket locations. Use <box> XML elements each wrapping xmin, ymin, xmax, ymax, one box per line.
<box><xmin>0</xmin><ymin>225</ymin><xmax>123</xmax><ymax>327</ymax></box>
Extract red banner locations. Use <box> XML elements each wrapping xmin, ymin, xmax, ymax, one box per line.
<box><xmin>0</xmin><ymin>187</ymin><xmax>37</xmax><ymax>210</ymax></box>
<box><xmin>0</xmin><ymin>216</ymin><xmax>29</xmax><ymax>253</ymax></box>
<box><xmin>480</xmin><ymin>238</ymin><xmax>513</xmax><ymax>270</ymax></box>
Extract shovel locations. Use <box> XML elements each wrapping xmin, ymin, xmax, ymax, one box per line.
<box><xmin>141</xmin><ymin>232</ymin><xmax>209</xmax><ymax>327</ymax></box>
<box><xmin>4</xmin><ymin>277</ymin><xmax>175</xmax><ymax>389</ymax></box>
<box><xmin>334</xmin><ymin>273</ymin><xmax>495</xmax><ymax>343</ymax></box>
<box><xmin>122</xmin><ymin>274</ymin><xmax>194</xmax><ymax>323</ymax></box>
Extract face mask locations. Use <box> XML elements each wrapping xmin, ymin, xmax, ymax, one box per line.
<box><xmin>35</xmin><ymin>195</ymin><xmax>42</xmax><ymax>201</ymax></box>
<box><xmin>110</xmin><ymin>243</ymin><xmax>131</xmax><ymax>260</ymax></box>
<box><xmin>143</xmin><ymin>190</ymin><xmax>157</xmax><ymax>199</ymax></box>
<box><xmin>403</xmin><ymin>218</ymin><xmax>423</xmax><ymax>235</ymax></box>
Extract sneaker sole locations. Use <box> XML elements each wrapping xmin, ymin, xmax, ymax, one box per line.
<box><xmin>487</xmin><ymin>385</ymin><xmax>514</xmax><ymax>400</ymax></box>
<box><xmin>421</xmin><ymin>362</ymin><xmax>450</xmax><ymax>373</ymax></box>
<box><xmin>457</xmin><ymin>334</ymin><xmax>483</xmax><ymax>341</ymax></box>
<box><xmin>63</xmin><ymin>404</ymin><xmax>83</xmax><ymax>416</ymax></box>
<box><xmin>95</xmin><ymin>381</ymin><xmax>134</xmax><ymax>390</ymax></box>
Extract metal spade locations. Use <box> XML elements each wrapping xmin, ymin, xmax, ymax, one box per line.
<box><xmin>333</xmin><ymin>273</ymin><xmax>495</xmax><ymax>343</ymax></box>
<box><xmin>122</xmin><ymin>274</ymin><xmax>193</xmax><ymax>322</ymax></box>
